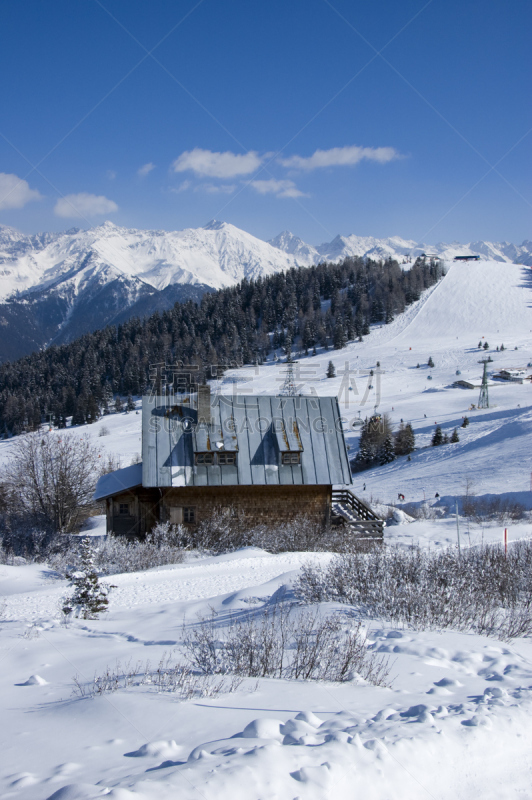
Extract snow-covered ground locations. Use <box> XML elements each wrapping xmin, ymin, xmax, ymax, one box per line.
<box><xmin>1</xmin><ymin>257</ymin><xmax>532</xmax><ymax>798</ymax></box>
<box><xmin>2</xmin><ymin>548</ymin><xmax>532</xmax><ymax>800</ymax></box>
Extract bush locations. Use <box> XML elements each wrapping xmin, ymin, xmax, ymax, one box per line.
<box><xmin>2</xmin><ymin>432</ymin><xmax>99</xmax><ymax>533</ymax></box>
<box><xmin>294</xmin><ymin>542</ymin><xmax>532</xmax><ymax>640</ymax></box>
<box><xmin>462</xmin><ymin>496</ymin><xmax>527</xmax><ymax>524</ymax></box>
<box><xmin>183</xmin><ymin>600</ymin><xmax>391</xmax><ymax>686</ymax></box>
<box><xmin>72</xmin><ymin>652</ymin><xmax>243</xmax><ymax>699</ymax></box>
<box><xmin>49</xmin><ymin>523</ymin><xmax>186</xmax><ymax>577</ymax></box>
<box><xmin>162</xmin><ymin>509</ymin><xmax>358</xmax><ymax>556</ymax></box>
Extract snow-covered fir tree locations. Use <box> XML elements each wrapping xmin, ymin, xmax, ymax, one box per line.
<box><xmin>378</xmin><ymin>435</ymin><xmax>396</xmax><ymax>465</ymax></box>
<box><xmin>431</xmin><ymin>426</ymin><xmax>444</xmax><ymax>446</ymax></box>
<box><xmin>63</xmin><ymin>538</ymin><xmax>112</xmax><ymax>619</ymax></box>
<box><xmin>394</xmin><ymin>422</ymin><xmax>415</xmax><ymax>456</ymax></box>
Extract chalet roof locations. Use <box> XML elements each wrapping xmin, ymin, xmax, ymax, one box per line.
<box><xmin>94</xmin><ymin>463</ymin><xmax>143</xmax><ymax>501</ymax></box>
<box><xmin>142</xmin><ymin>394</ymin><xmax>352</xmax><ymax>488</ymax></box>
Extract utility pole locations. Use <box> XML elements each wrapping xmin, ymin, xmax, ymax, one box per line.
<box><xmin>280</xmin><ymin>361</ymin><xmax>298</xmax><ymax>396</ymax></box>
<box><xmin>478</xmin><ymin>360</ymin><xmax>489</xmax><ymax>409</ymax></box>
<box><xmin>455</xmin><ymin>501</ymin><xmax>461</xmax><ymax>556</ymax></box>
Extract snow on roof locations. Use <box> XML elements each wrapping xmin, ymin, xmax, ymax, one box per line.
<box><xmin>94</xmin><ymin>463</ymin><xmax>142</xmax><ymax>501</ymax></box>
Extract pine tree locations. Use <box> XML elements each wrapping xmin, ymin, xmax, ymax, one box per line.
<box><xmin>326</xmin><ymin>360</ymin><xmax>336</xmax><ymax>378</ymax></box>
<box><xmin>450</xmin><ymin>428</ymin><xmax>460</xmax><ymax>443</ymax></box>
<box><xmin>483</xmin><ymin>341</ymin><xmax>489</xmax><ymax>350</ymax></box>
<box><xmin>478</xmin><ymin>340</ymin><xmax>482</xmax><ymax>348</ymax></box>
<box><xmin>428</xmin><ymin>356</ymin><xmax>434</xmax><ymax>368</ymax></box>
<box><xmin>394</xmin><ymin>422</ymin><xmax>415</xmax><ymax>455</ymax></box>
<box><xmin>126</xmin><ymin>394</ymin><xmax>135</xmax><ymax>412</ymax></box>
<box><xmin>62</xmin><ymin>538</ymin><xmax>112</xmax><ymax>619</ymax></box>
<box><xmin>114</xmin><ymin>396</ymin><xmax>123</xmax><ymax>413</ymax></box>
<box><xmin>500</xmin><ymin>343</ymin><xmax>505</xmax><ymax>351</ymax></box>
<box><xmin>431</xmin><ymin>425</ymin><xmax>443</xmax><ymax>446</ymax></box>
<box><xmin>378</xmin><ymin>434</ymin><xmax>396</xmax><ymax>465</ymax></box>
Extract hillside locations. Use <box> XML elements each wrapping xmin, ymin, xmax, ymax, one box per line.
<box><xmin>1</xmin><ymin>219</ymin><xmax>531</xmax><ymax>362</ymax></box>
<box><xmin>0</xmin><ymin>254</ymin><xmax>443</xmax><ymax>435</ymax></box>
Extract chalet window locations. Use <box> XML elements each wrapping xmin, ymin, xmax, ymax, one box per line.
<box><xmin>282</xmin><ymin>452</ymin><xmax>301</xmax><ymax>465</ymax></box>
<box><xmin>118</xmin><ymin>503</ymin><xmax>130</xmax><ymax>515</ymax></box>
<box><xmin>169</xmin><ymin>507</ymin><xmax>182</xmax><ymax>525</ymax></box>
<box><xmin>195</xmin><ymin>452</ymin><xmax>214</xmax><ymax>465</ymax></box>
<box><xmin>218</xmin><ymin>452</ymin><xmax>237</xmax><ymax>465</ymax></box>
<box><xmin>183</xmin><ymin>506</ymin><xmax>196</xmax><ymax>524</ymax></box>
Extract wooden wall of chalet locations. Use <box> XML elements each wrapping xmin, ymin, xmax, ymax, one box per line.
<box><xmin>161</xmin><ymin>484</ymin><xmax>332</xmax><ymax>529</ymax></box>
<box><xmin>106</xmin><ymin>484</ymin><xmax>332</xmax><ymax>536</ymax></box>
<box><xmin>106</xmin><ymin>488</ymin><xmax>159</xmax><ymax>538</ymax></box>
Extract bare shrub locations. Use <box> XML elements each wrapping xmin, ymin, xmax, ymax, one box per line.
<box><xmin>295</xmin><ymin>541</ymin><xmax>532</xmax><ymax>640</ymax></box>
<box><xmin>175</xmin><ymin>510</ymin><xmax>366</xmax><ymax>556</ymax></box>
<box><xmin>72</xmin><ymin>652</ymin><xmax>243</xmax><ymax>699</ymax></box>
<box><xmin>49</xmin><ymin>523</ymin><xmax>186</xmax><ymax>576</ymax></box>
<box><xmin>98</xmin><ymin>453</ymin><xmax>121</xmax><ymax>476</ymax></box>
<box><xmin>466</xmin><ymin>497</ymin><xmax>527</xmax><ymax>524</ymax></box>
<box><xmin>98</xmin><ymin>426</ymin><xmax>110</xmax><ymax>437</ymax></box>
<box><xmin>183</xmin><ymin>601</ymin><xmax>392</xmax><ymax>686</ymax></box>
<box><xmin>3</xmin><ymin>433</ymin><xmax>99</xmax><ymax>533</ymax></box>
<box><xmin>461</xmin><ymin>481</ymin><xmax>478</xmax><ymax>518</ymax></box>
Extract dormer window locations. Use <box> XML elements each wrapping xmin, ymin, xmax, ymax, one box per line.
<box><xmin>282</xmin><ymin>452</ymin><xmax>301</xmax><ymax>465</ymax></box>
<box><xmin>195</xmin><ymin>452</ymin><xmax>214</xmax><ymax>465</ymax></box>
<box><xmin>218</xmin><ymin>452</ymin><xmax>237</xmax><ymax>465</ymax></box>
<box><xmin>195</xmin><ymin>451</ymin><xmax>237</xmax><ymax>466</ymax></box>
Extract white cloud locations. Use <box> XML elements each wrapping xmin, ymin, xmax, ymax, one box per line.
<box><xmin>138</xmin><ymin>162</ymin><xmax>155</xmax><ymax>177</ymax></box>
<box><xmin>106</xmin><ymin>170</ymin><xmax>117</xmax><ymax>180</ymax></box>
<box><xmin>199</xmin><ymin>183</ymin><xmax>236</xmax><ymax>194</ymax></box>
<box><xmin>170</xmin><ymin>180</ymin><xmax>192</xmax><ymax>194</ymax></box>
<box><xmin>172</xmin><ymin>148</ymin><xmax>263</xmax><ymax>178</ymax></box>
<box><xmin>0</xmin><ymin>172</ymin><xmax>42</xmax><ymax>210</ymax></box>
<box><xmin>279</xmin><ymin>145</ymin><xmax>401</xmax><ymax>170</ymax></box>
<box><xmin>54</xmin><ymin>193</ymin><xmax>118</xmax><ymax>219</ymax></box>
<box><xmin>250</xmin><ymin>179</ymin><xmax>306</xmax><ymax>198</ymax></box>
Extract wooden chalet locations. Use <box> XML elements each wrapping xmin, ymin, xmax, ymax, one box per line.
<box><xmin>94</xmin><ymin>386</ymin><xmax>383</xmax><ymax>541</ymax></box>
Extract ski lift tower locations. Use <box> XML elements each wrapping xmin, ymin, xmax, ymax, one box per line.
<box><xmin>478</xmin><ymin>360</ymin><xmax>490</xmax><ymax>409</ymax></box>
<box><xmin>281</xmin><ymin>360</ymin><xmax>298</xmax><ymax>396</ymax></box>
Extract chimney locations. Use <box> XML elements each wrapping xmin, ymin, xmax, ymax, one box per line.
<box><xmin>197</xmin><ymin>384</ymin><xmax>211</xmax><ymax>425</ymax></box>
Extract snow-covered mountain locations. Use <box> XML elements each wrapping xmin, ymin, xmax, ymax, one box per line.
<box><xmin>269</xmin><ymin>230</ymin><xmax>532</xmax><ymax>266</ymax></box>
<box><xmin>0</xmin><ymin>218</ymin><xmax>530</xmax><ymax>363</ymax></box>
<box><xmin>0</xmin><ymin>220</ymin><xmax>300</xmax><ymax>362</ymax></box>
<box><xmin>0</xmin><ymin>220</ymin><xmax>300</xmax><ymax>303</ymax></box>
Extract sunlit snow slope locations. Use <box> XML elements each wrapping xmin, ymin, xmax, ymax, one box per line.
<box><xmin>390</xmin><ymin>260</ymin><xmax>532</xmax><ymax>345</ymax></box>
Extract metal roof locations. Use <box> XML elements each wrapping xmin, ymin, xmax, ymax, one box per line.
<box><xmin>142</xmin><ymin>394</ymin><xmax>352</xmax><ymax>488</ymax></box>
<box><xmin>94</xmin><ymin>463</ymin><xmax>143</xmax><ymax>501</ymax></box>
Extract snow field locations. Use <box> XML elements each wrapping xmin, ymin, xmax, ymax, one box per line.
<box><xmin>2</xmin><ymin>550</ymin><xmax>532</xmax><ymax>799</ymax></box>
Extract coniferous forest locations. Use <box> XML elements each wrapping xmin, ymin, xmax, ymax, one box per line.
<box><xmin>0</xmin><ymin>256</ymin><xmax>443</xmax><ymax>435</ymax></box>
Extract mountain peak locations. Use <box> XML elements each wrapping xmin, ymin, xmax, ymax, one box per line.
<box><xmin>203</xmin><ymin>219</ymin><xmax>226</xmax><ymax>231</ymax></box>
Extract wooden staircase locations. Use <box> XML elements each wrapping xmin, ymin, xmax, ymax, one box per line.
<box><xmin>331</xmin><ymin>489</ymin><xmax>384</xmax><ymax>539</ymax></box>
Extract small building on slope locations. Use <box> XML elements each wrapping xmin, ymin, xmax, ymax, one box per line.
<box><xmin>94</xmin><ymin>386</ymin><xmax>383</xmax><ymax>541</ymax></box>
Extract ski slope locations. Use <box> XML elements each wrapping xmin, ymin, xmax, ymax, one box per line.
<box><xmin>391</xmin><ymin>260</ymin><xmax>532</xmax><ymax>345</ymax></box>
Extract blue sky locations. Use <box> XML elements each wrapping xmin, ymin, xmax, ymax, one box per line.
<box><xmin>0</xmin><ymin>0</ymin><xmax>530</xmax><ymax>244</ymax></box>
